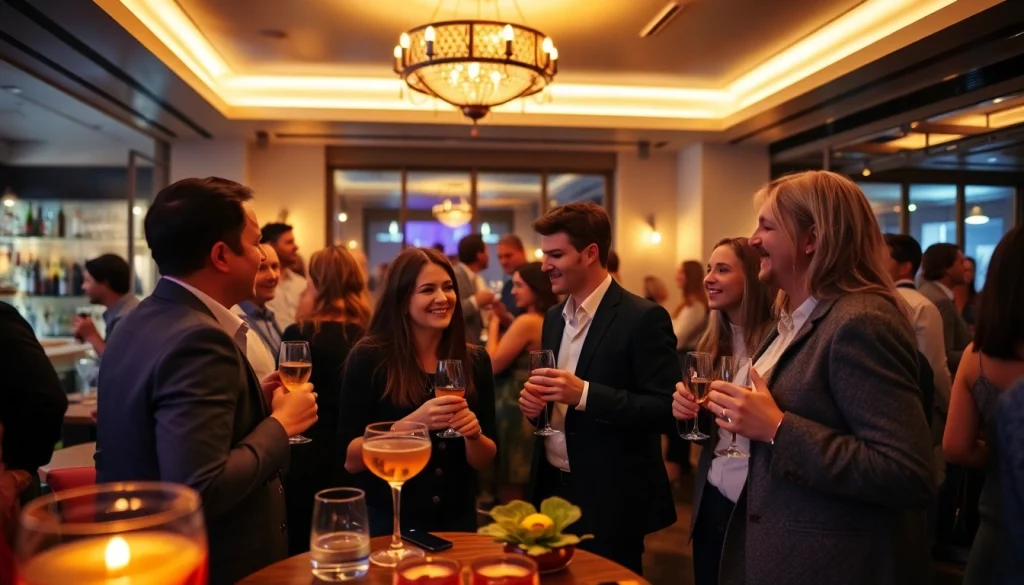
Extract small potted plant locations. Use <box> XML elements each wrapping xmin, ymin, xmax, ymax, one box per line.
<box><xmin>477</xmin><ymin>497</ymin><xmax>593</xmax><ymax>573</ymax></box>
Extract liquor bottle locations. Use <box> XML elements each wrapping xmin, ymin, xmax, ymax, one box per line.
<box><xmin>36</xmin><ymin>205</ymin><xmax>45</xmax><ymax>237</ymax></box>
<box><xmin>25</xmin><ymin>205</ymin><xmax>34</xmax><ymax>237</ymax></box>
<box><xmin>71</xmin><ymin>261</ymin><xmax>84</xmax><ymax>296</ymax></box>
<box><xmin>57</xmin><ymin>205</ymin><xmax>66</xmax><ymax>238</ymax></box>
<box><xmin>32</xmin><ymin>259</ymin><xmax>42</xmax><ymax>295</ymax></box>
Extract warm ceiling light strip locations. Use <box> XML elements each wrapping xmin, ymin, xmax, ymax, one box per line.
<box><xmin>119</xmin><ymin>0</ymin><xmax>230</xmax><ymax>84</ymax></box>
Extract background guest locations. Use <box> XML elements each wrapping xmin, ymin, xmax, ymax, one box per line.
<box><xmin>234</xmin><ymin>245</ymin><xmax>283</xmax><ymax>381</ymax></box>
<box><xmin>705</xmin><ymin>171</ymin><xmax>934</xmax><ymax>585</ymax></box>
<box><xmin>496</xmin><ymin>234</ymin><xmax>528</xmax><ymax>320</ymax></box>
<box><xmin>262</xmin><ymin>223</ymin><xmax>305</xmax><ymax>330</ymax></box>
<box><xmin>920</xmin><ymin>243</ymin><xmax>972</xmax><ymax>373</ymax></box>
<box><xmin>281</xmin><ymin>245</ymin><xmax>372</xmax><ymax>554</ymax></box>
<box><xmin>453</xmin><ymin>234</ymin><xmax>495</xmax><ymax>345</ymax></box>
<box><xmin>672</xmin><ymin>237</ymin><xmax>775</xmax><ymax>585</ymax></box>
<box><xmin>943</xmin><ymin>226</ymin><xmax>1024</xmax><ymax>585</ymax></box>
<box><xmin>643</xmin><ymin>275</ymin><xmax>670</xmax><ymax>306</ymax></box>
<box><xmin>486</xmin><ymin>261</ymin><xmax>555</xmax><ymax>503</ymax></box>
<box><xmin>339</xmin><ymin>247</ymin><xmax>496</xmax><ymax>535</ymax></box>
<box><xmin>97</xmin><ymin>177</ymin><xmax>318</xmax><ymax>585</ymax></box>
<box><xmin>955</xmin><ymin>256</ymin><xmax>980</xmax><ymax>329</ymax></box>
<box><xmin>71</xmin><ymin>254</ymin><xmax>139</xmax><ymax>356</ymax></box>
<box><xmin>672</xmin><ymin>260</ymin><xmax>709</xmax><ymax>353</ymax></box>
<box><xmin>997</xmin><ymin>379</ymin><xmax>1024</xmax><ymax>584</ymax></box>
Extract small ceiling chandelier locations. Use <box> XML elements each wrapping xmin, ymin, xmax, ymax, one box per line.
<box><xmin>393</xmin><ymin>1</ymin><xmax>558</xmax><ymax>125</ymax></box>
<box><xmin>432</xmin><ymin>198</ymin><xmax>472</xmax><ymax>228</ymax></box>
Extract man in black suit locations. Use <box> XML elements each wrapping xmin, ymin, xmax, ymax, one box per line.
<box><xmin>519</xmin><ymin>202</ymin><xmax>679</xmax><ymax>574</ymax></box>
<box><xmin>96</xmin><ymin>177</ymin><xmax>318</xmax><ymax>585</ymax></box>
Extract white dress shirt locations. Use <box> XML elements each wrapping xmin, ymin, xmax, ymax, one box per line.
<box><xmin>164</xmin><ymin>277</ymin><xmax>249</xmax><ymax>354</ymax></box>
<box><xmin>266</xmin><ymin>268</ymin><xmax>307</xmax><ymax>331</ymax></box>
<box><xmin>545</xmin><ymin>274</ymin><xmax>613</xmax><ymax>472</ymax></box>
<box><xmin>232</xmin><ymin>305</ymin><xmax>277</xmax><ymax>382</ymax></box>
<box><xmin>895</xmin><ymin>286</ymin><xmax>952</xmax><ymax>416</ymax></box>
<box><xmin>707</xmin><ymin>297</ymin><xmax>818</xmax><ymax>502</ymax></box>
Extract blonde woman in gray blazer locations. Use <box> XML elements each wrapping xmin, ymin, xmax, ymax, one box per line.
<box><xmin>702</xmin><ymin>171</ymin><xmax>935</xmax><ymax>585</ymax></box>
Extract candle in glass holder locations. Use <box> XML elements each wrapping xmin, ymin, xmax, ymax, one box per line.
<box><xmin>16</xmin><ymin>532</ymin><xmax>206</xmax><ymax>585</ymax></box>
<box><xmin>394</xmin><ymin>557</ymin><xmax>461</xmax><ymax>585</ymax></box>
<box><xmin>470</xmin><ymin>555</ymin><xmax>538</xmax><ymax>585</ymax></box>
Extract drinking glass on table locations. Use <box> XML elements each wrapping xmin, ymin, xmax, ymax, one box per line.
<box><xmin>714</xmin><ymin>356</ymin><xmax>752</xmax><ymax>458</ymax></box>
<box><xmin>470</xmin><ymin>554</ymin><xmax>539</xmax><ymax>585</ymax></box>
<box><xmin>528</xmin><ymin>350</ymin><xmax>559</xmax><ymax>437</ymax></box>
<box><xmin>362</xmin><ymin>421</ymin><xmax>432</xmax><ymax>567</ymax></box>
<box><xmin>678</xmin><ymin>351</ymin><xmax>713</xmax><ymax>441</ymax></box>
<box><xmin>434</xmin><ymin>359</ymin><xmax>466</xmax><ymax>439</ymax></box>
<box><xmin>16</xmin><ymin>482</ymin><xmax>208</xmax><ymax>585</ymax></box>
<box><xmin>310</xmin><ymin>488</ymin><xmax>370</xmax><ymax>581</ymax></box>
<box><xmin>395</xmin><ymin>557</ymin><xmax>462</xmax><ymax>585</ymax></box>
<box><xmin>75</xmin><ymin>356</ymin><xmax>99</xmax><ymax>405</ymax></box>
<box><xmin>279</xmin><ymin>340</ymin><xmax>313</xmax><ymax>445</ymax></box>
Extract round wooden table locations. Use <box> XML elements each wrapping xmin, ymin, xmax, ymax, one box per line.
<box><xmin>238</xmin><ymin>532</ymin><xmax>648</xmax><ymax>585</ymax></box>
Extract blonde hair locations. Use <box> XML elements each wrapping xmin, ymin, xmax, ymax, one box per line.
<box><xmin>303</xmin><ymin>246</ymin><xmax>373</xmax><ymax>330</ymax></box>
<box><xmin>755</xmin><ymin>170</ymin><xmax>902</xmax><ymax>314</ymax></box>
<box><xmin>696</xmin><ymin>238</ymin><xmax>776</xmax><ymax>363</ymax></box>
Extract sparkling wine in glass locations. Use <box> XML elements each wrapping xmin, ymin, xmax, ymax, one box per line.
<box><xmin>678</xmin><ymin>351</ymin><xmax>714</xmax><ymax>441</ymax></box>
<box><xmin>435</xmin><ymin>359</ymin><xmax>466</xmax><ymax>439</ymax></box>
<box><xmin>714</xmin><ymin>356</ymin><xmax>752</xmax><ymax>458</ymax></box>
<box><xmin>279</xmin><ymin>340</ymin><xmax>313</xmax><ymax>445</ymax></box>
<box><xmin>362</xmin><ymin>421</ymin><xmax>432</xmax><ymax>567</ymax></box>
<box><xmin>528</xmin><ymin>350</ymin><xmax>559</xmax><ymax>437</ymax></box>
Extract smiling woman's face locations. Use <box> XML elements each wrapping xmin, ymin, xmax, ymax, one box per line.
<box><xmin>704</xmin><ymin>245</ymin><xmax>745</xmax><ymax>314</ymax></box>
<box><xmin>407</xmin><ymin>262</ymin><xmax>456</xmax><ymax>332</ymax></box>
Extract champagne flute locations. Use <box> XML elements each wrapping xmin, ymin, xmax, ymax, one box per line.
<box><xmin>435</xmin><ymin>359</ymin><xmax>466</xmax><ymax>439</ymax></box>
<box><xmin>714</xmin><ymin>356</ymin><xmax>752</xmax><ymax>458</ymax></box>
<box><xmin>279</xmin><ymin>340</ymin><xmax>313</xmax><ymax>445</ymax></box>
<box><xmin>528</xmin><ymin>350</ymin><xmax>559</xmax><ymax>437</ymax></box>
<box><xmin>362</xmin><ymin>421</ymin><xmax>432</xmax><ymax>567</ymax></box>
<box><xmin>678</xmin><ymin>351</ymin><xmax>713</xmax><ymax>441</ymax></box>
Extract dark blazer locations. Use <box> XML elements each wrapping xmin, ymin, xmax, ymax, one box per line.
<box><xmin>525</xmin><ymin>280</ymin><xmax>679</xmax><ymax>541</ymax></box>
<box><xmin>716</xmin><ymin>293</ymin><xmax>936</xmax><ymax>585</ymax></box>
<box><xmin>0</xmin><ymin>302</ymin><xmax>67</xmax><ymax>475</ymax></box>
<box><xmin>918</xmin><ymin>280</ymin><xmax>971</xmax><ymax>371</ymax></box>
<box><xmin>96</xmin><ymin>279</ymin><xmax>290</xmax><ymax>585</ymax></box>
<box><xmin>453</xmin><ymin>263</ymin><xmax>483</xmax><ymax>344</ymax></box>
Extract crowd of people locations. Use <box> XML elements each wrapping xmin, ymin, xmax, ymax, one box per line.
<box><xmin>1</xmin><ymin>170</ymin><xmax>1022</xmax><ymax>585</ymax></box>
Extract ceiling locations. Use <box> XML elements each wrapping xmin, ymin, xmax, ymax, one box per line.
<box><xmin>0</xmin><ymin>59</ymin><xmax>155</xmax><ymax>166</ymax></box>
<box><xmin>91</xmin><ymin>0</ymin><xmax>999</xmax><ymax>131</ymax></box>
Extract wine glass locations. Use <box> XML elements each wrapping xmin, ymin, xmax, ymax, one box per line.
<box><xmin>714</xmin><ymin>356</ymin><xmax>752</xmax><ymax>458</ymax></box>
<box><xmin>434</xmin><ymin>359</ymin><xmax>466</xmax><ymax>439</ymax></box>
<box><xmin>678</xmin><ymin>352</ymin><xmax>714</xmax><ymax>441</ymax></box>
<box><xmin>362</xmin><ymin>421</ymin><xmax>432</xmax><ymax>567</ymax></box>
<box><xmin>528</xmin><ymin>350</ymin><xmax>559</xmax><ymax>437</ymax></box>
<box><xmin>16</xmin><ymin>482</ymin><xmax>208</xmax><ymax>585</ymax></box>
<box><xmin>279</xmin><ymin>340</ymin><xmax>313</xmax><ymax>445</ymax></box>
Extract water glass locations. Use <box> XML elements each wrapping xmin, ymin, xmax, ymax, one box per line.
<box><xmin>75</xmin><ymin>356</ymin><xmax>99</xmax><ymax>404</ymax></box>
<box><xmin>310</xmin><ymin>488</ymin><xmax>371</xmax><ymax>581</ymax></box>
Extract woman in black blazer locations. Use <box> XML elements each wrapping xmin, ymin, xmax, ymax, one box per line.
<box><xmin>338</xmin><ymin>248</ymin><xmax>496</xmax><ymax>535</ymax></box>
<box><xmin>702</xmin><ymin>171</ymin><xmax>935</xmax><ymax>585</ymax></box>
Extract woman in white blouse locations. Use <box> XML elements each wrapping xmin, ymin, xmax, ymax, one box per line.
<box><xmin>672</xmin><ymin>260</ymin><xmax>710</xmax><ymax>351</ymax></box>
<box><xmin>672</xmin><ymin>237</ymin><xmax>775</xmax><ymax>585</ymax></box>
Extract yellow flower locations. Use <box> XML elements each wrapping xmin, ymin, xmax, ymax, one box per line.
<box><xmin>520</xmin><ymin>513</ymin><xmax>554</xmax><ymax>531</ymax></box>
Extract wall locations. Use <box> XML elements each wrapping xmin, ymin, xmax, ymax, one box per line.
<box><xmin>614</xmin><ymin>151</ymin><xmax>680</xmax><ymax>305</ymax></box>
<box><xmin>170</xmin><ymin>140</ymin><xmax>247</xmax><ymax>184</ymax></box>
<box><xmin>247</xmin><ymin>144</ymin><xmax>326</xmax><ymax>260</ymax></box>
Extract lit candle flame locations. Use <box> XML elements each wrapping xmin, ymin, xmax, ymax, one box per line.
<box><xmin>105</xmin><ymin>536</ymin><xmax>131</xmax><ymax>572</ymax></box>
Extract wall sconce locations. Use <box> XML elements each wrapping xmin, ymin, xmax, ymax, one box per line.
<box><xmin>647</xmin><ymin>215</ymin><xmax>662</xmax><ymax>244</ymax></box>
<box><xmin>337</xmin><ymin>212</ymin><xmax>348</xmax><ymax>222</ymax></box>
<box><xmin>347</xmin><ymin>240</ymin><xmax>359</xmax><ymax>249</ymax></box>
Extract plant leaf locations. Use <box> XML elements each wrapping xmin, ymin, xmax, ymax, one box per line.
<box><xmin>540</xmin><ymin>497</ymin><xmax>582</xmax><ymax>532</ymax></box>
<box><xmin>525</xmin><ymin>545</ymin><xmax>550</xmax><ymax>556</ymax></box>
<box><xmin>489</xmin><ymin>501</ymin><xmax>536</xmax><ymax>524</ymax></box>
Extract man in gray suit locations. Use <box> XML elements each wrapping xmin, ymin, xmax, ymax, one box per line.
<box><xmin>452</xmin><ymin>233</ymin><xmax>495</xmax><ymax>345</ymax></box>
<box><xmin>918</xmin><ymin>243</ymin><xmax>971</xmax><ymax>372</ymax></box>
<box><xmin>97</xmin><ymin>177</ymin><xmax>318</xmax><ymax>585</ymax></box>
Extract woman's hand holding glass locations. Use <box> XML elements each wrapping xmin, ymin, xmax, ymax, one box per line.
<box><xmin>406</xmin><ymin>396</ymin><xmax>467</xmax><ymax>431</ymax></box>
<box><xmin>706</xmin><ymin>368</ymin><xmax>785</xmax><ymax>444</ymax></box>
<box><xmin>448</xmin><ymin>408</ymin><xmax>482</xmax><ymax>440</ymax></box>
<box><xmin>673</xmin><ymin>383</ymin><xmax>700</xmax><ymax>421</ymax></box>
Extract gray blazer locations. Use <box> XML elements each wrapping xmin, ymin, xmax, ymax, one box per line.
<box><xmin>453</xmin><ymin>262</ymin><xmax>483</xmax><ymax>344</ymax></box>
<box><xmin>918</xmin><ymin>280</ymin><xmax>971</xmax><ymax>369</ymax></box>
<box><xmin>96</xmin><ymin>279</ymin><xmax>290</xmax><ymax>585</ymax></box>
<box><xmin>714</xmin><ymin>293</ymin><xmax>936</xmax><ymax>585</ymax></box>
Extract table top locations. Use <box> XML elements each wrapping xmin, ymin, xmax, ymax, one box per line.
<box><xmin>238</xmin><ymin>532</ymin><xmax>648</xmax><ymax>585</ymax></box>
<box><xmin>39</xmin><ymin>441</ymin><xmax>96</xmax><ymax>482</ymax></box>
<box><xmin>65</xmin><ymin>393</ymin><xmax>97</xmax><ymax>425</ymax></box>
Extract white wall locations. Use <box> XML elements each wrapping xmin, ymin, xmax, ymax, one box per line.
<box><xmin>247</xmin><ymin>144</ymin><xmax>326</xmax><ymax>261</ymax></box>
<box><xmin>170</xmin><ymin>140</ymin><xmax>247</xmax><ymax>184</ymax></box>
<box><xmin>614</xmin><ymin>151</ymin><xmax>680</xmax><ymax>305</ymax></box>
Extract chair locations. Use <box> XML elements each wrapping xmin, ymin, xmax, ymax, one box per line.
<box><xmin>46</xmin><ymin>466</ymin><xmax>96</xmax><ymax>493</ymax></box>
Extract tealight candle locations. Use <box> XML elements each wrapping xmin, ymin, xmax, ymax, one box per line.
<box><xmin>394</xmin><ymin>557</ymin><xmax>460</xmax><ymax>585</ymax></box>
<box><xmin>16</xmin><ymin>531</ymin><xmax>206</xmax><ymax>585</ymax></box>
<box><xmin>470</xmin><ymin>555</ymin><xmax>538</xmax><ymax>585</ymax></box>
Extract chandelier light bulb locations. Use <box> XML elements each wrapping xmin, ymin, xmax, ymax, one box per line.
<box><xmin>502</xmin><ymin>24</ymin><xmax>514</xmax><ymax>41</ymax></box>
<box><xmin>490</xmin><ymin>70</ymin><xmax>501</xmax><ymax>85</ymax></box>
<box><xmin>399</xmin><ymin>32</ymin><xmax>410</xmax><ymax>49</ymax></box>
<box><xmin>425</xmin><ymin>26</ymin><xmax>436</xmax><ymax>42</ymax></box>
<box><xmin>549</xmin><ymin>47</ymin><xmax>559</xmax><ymax>61</ymax></box>
<box><xmin>468</xmin><ymin>62</ymin><xmax>480</xmax><ymax>79</ymax></box>
<box><xmin>542</xmin><ymin>37</ymin><xmax>553</xmax><ymax>53</ymax></box>
<box><xmin>393</xmin><ymin>45</ymin><xmax>402</xmax><ymax>58</ymax></box>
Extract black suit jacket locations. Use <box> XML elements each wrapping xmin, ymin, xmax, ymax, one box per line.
<box><xmin>96</xmin><ymin>279</ymin><xmax>290</xmax><ymax>585</ymax></box>
<box><xmin>525</xmin><ymin>280</ymin><xmax>679</xmax><ymax>538</ymax></box>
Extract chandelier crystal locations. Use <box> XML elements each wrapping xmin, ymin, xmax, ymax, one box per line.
<box><xmin>393</xmin><ymin>19</ymin><xmax>558</xmax><ymax>123</ymax></box>
<box><xmin>432</xmin><ymin>198</ymin><xmax>473</xmax><ymax>228</ymax></box>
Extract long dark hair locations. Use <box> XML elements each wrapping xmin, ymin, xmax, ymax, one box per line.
<box><xmin>516</xmin><ymin>261</ymin><xmax>558</xmax><ymax>314</ymax></box>
<box><xmin>696</xmin><ymin>237</ymin><xmax>776</xmax><ymax>363</ymax></box>
<box><xmin>357</xmin><ymin>247</ymin><xmax>473</xmax><ymax>407</ymax></box>
<box><xmin>973</xmin><ymin>227</ymin><xmax>1024</xmax><ymax>360</ymax></box>
<box><xmin>674</xmin><ymin>260</ymin><xmax>708</xmax><ymax>315</ymax></box>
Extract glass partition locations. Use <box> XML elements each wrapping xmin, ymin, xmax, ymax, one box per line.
<box><xmin>965</xmin><ymin>185</ymin><xmax>1016</xmax><ymax>289</ymax></box>
<box><xmin>909</xmin><ymin>184</ymin><xmax>957</xmax><ymax>250</ymax></box>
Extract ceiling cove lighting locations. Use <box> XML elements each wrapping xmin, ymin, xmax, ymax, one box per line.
<box><xmin>965</xmin><ymin>206</ymin><xmax>990</xmax><ymax>225</ymax></box>
<box><xmin>105</xmin><ymin>0</ymin><xmax>971</xmax><ymax>126</ymax></box>
<box><xmin>392</xmin><ymin>2</ymin><xmax>558</xmax><ymax>124</ymax></box>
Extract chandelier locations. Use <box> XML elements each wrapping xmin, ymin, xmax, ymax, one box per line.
<box><xmin>392</xmin><ymin>10</ymin><xmax>559</xmax><ymax>124</ymax></box>
<box><xmin>432</xmin><ymin>198</ymin><xmax>473</xmax><ymax>228</ymax></box>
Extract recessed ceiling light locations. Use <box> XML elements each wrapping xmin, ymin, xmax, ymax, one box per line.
<box><xmin>987</xmin><ymin>157</ymin><xmax>998</xmax><ymax>163</ymax></box>
<box><xmin>993</xmin><ymin>97</ymin><xmax>1005</xmax><ymax>104</ymax></box>
<box><xmin>1</xmin><ymin>86</ymin><xmax>22</xmax><ymax>94</ymax></box>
